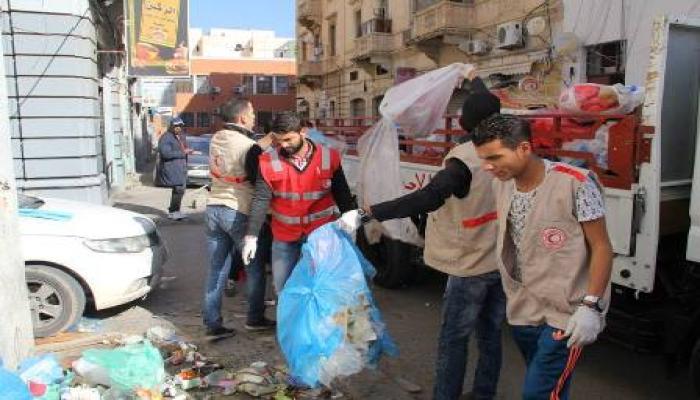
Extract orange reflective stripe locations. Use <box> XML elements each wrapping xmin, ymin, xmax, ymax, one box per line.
<box><xmin>462</xmin><ymin>211</ymin><xmax>497</xmax><ymax>228</ymax></box>
<box><xmin>210</xmin><ymin>169</ymin><xmax>247</xmax><ymax>183</ymax></box>
<box><xmin>552</xmin><ymin>164</ymin><xmax>586</xmax><ymax>182</ymax></box>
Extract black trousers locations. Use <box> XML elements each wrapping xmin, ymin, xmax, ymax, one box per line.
<box><xmin>168</xmin><ymin>185</ymin><xmax>186</xmax><ymax>212</ymax></box>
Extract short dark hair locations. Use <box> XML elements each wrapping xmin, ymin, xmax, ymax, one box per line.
<box><xmin>270</xmin><ymin>111</ymin><xmax>302</xmax><ymax>134</ymax></box>
<box><xmin>220</xmin><ymin>98</ymin><xmax>251</xmax><ymax>122</ymax></box>
<box><xmin>471</xmin><ymin>114</ymin><xmax>531</xmax><ymax>149</ymax></box>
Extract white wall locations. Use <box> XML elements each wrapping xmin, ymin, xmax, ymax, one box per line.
<box><xmin>193</xmin><ymin>28</ymin><xmax>295</xmax><ymax>59</ymax></box>
<box><xmin>563</xmin><ymin>0</ymin><xmax>700</xmax><ymax>85</ymax></box>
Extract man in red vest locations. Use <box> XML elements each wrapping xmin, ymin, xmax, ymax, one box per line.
<box><xmin>242</xmin><ymin>112</ymin><xmax>355</xmax><ymax>293</ymax></box>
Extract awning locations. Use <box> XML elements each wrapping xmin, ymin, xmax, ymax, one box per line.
<box><xmin>476</xmin><ymin>50</ymin><xmax>549</xmax><ymax>78</ymax></box>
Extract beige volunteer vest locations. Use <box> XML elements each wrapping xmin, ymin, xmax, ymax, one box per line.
<box><xmin>423</xmin><ymin>142</ymin><xmax>498</xmax><ymax>277</ymax></box>
<box><xmin>493</xmin><ymin>162</ymin><xmax>610</xmax><ymax>330</ymax></box>
<box><xmin>207</xmin><ymin>129</ymin><xmax>256</xmax><ymax>214</ymax></box>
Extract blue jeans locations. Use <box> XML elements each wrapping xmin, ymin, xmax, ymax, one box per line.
<box><xmin>270</xmin><ymin>239</ymin><xmax>303</xmax><ymax>294</ymax></box>
<box><xmin>433</xmin><ymin>271</ymin><xmax>506</xmax><ymax>400</ymax></box>
<box><xmin>203</xmin><ymin>205</ymin><xmax>271</xmax><ymax>328</ymax></box>
<box><xmin>511</xmin><ymin>324</ymin><xmax>579</xmax><ymax>400</ymax></box>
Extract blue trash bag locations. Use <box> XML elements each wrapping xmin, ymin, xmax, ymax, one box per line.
<box><xmin>277</xmin><ymin>224</ymin><xmax>398</xmax><ymax>388</ymax></box>
<box><xmin>306</xmin><ymin>128</ymin><xmax>347</xmax><ymax>154</ymax></box>
<box><xmin>0</xmin><ymin>359</ymin><xmax>31</xmax><ymax>400</ymax></box>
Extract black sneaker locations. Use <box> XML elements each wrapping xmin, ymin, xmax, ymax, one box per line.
<box><xmin>244</xmin><ymin>318</ymin><xmax>276</xmax><ymax>331</ymax></box>
<box><xmin>205</xmin><ymin>326</ymin><xmax>236</xmax><ymax>340</ymax></box>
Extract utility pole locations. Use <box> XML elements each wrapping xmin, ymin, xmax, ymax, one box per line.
<box><xmin>0</xmin><ymin>4</ymin><xmax>34</xmax><ymax>369</ymax></box>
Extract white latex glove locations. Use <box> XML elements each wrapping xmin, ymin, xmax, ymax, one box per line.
<box><xmin>336</xmin><ymin>209</ymin><xmax>363</xmax><ymax>234</ymax></box>
<box><xmin>242</xmin><ymin>236</ymin><xmax>258</xmax><ymax>265</ymax></box>
<box><xmin>563</xmin><ymin>305</ymin><xmax>604</xmax><ymax>348</ymax></box>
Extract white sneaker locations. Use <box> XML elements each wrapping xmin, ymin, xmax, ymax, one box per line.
<box><xmin>167</xmin><ymin>211</ymin><xmax>185</xmax><ymax>220</ymax></box>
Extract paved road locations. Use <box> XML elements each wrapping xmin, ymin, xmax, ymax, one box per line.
<box><xmin>111</xmin><ymin>181</ymin><xmax>697</xmax><ymax>399</ymax></box>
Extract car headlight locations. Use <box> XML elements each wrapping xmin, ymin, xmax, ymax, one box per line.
<box><xmin>84</xmin><ymin>235</ymin><xmax>150</xmax><ymax>253</ymax></box>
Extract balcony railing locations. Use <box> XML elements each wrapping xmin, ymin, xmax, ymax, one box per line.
<box><xmin>360</xmin><ymin>18</ymin><xmax>392</xmax><ymax>35</ymax></box>
<box><xmin>353</xmin><ymin>33</ymin><xmax>395</xmax><ymax>60</ymax></box>
<box><xmin>411</xmin><ymin>0</ymin><xmax>473</xmax><ymax>41</ymax></box>
<box><xmin>298</xmin><ymin>60</ymin><xmax>324</xmax><ymax>77</ymax></box>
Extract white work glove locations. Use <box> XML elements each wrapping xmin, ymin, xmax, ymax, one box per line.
<box><xmin>242</xmin><ymin>236</ymin><xmax>258</xmax><ymax>265</ymax></box>
<box><xmin>336</xmin><ymin>209</ymin><xmax>363</xmax><ymax>234</ymax></box>
<box><xmin>562</xmin><ymin>305</ymin><xmax>604</xmax><ymax>348</ymax></box>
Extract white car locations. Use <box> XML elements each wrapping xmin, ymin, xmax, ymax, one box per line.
<box><xmin>18</xmin><ymin>194</ymin><xmax>168</xmax><ymax>337</ymax></box>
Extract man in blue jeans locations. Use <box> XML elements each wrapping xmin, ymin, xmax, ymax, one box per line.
<box><xmin>203</xmin><ymin>98</ymin><xmax>275</xmax><ymax>338</ymax></box>
<box><xmin>473</xmin><ymin>115</ymin><xmax>612</xmax><ymax>399</ymax></box>
<box><xmin>338</xmin><ymin>72</ymin><xmax>506</xmax><ymax>400</ymax></box>
<box><xmin>242</xmin><ymin>112</ymin><xmax>355</xmax><ymax>294</ymax></box>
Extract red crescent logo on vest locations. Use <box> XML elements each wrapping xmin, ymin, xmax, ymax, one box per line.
<box><xmin>541</xmin><ymin>227</ymin><xmax>567</xmax><ymax>250</ymax></box>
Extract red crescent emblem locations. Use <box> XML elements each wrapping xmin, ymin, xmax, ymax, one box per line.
<box><xmin>541</xmin><ymin>227</ymin><xmax>567</xmax><ymax>250</ymax></box>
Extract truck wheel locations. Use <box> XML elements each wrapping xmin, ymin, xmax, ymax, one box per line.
<box><xmin>26</xmin><ymin>265</ymin><xmax>86</xmax><ymax>338</ymax></box>
<box><xmin>356</xmin><ymin>228</ymin><xmax>412</xmax><ymax>288</ymax></box>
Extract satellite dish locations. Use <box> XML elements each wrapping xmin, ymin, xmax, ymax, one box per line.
<box><xmin>526</xmin><ymin>16</ymin><xmax>547</xmax><ymax>36</ymax></box>
<box><xmin>553</xmin><ymin>32</ymin><xmax>579</xmax><ymax>57</ymax></box>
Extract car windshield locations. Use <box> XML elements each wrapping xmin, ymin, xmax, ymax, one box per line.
<box><xmin>187</xmin><ymin>137</ymin><xmax>210</xmax><ymax>154</ymax></box>
<box><xmin>18</xmin><ymin>194</ymin><xmax>44</xmax><ymax>209</ymax></box>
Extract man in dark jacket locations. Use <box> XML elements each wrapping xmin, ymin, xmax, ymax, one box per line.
<box><xmin>157</xmin><ymin>117</ymin><xmax>191</xmax><ymax>220</ymax></box>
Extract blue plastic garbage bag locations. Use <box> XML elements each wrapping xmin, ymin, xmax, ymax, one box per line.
<box><xmin>0</xmin><ymin>359</ymin><xmax>31</xmax><ymax>400</ymax></box>
<box><xmin>277</xmin><ymin>224</ymin><xmax>398</xmax><ymax>387</ymax></box>
<box><xmin>306</xmin><ymin>128</ymin><xmax>347</xmax><ymax>154</ymax></box>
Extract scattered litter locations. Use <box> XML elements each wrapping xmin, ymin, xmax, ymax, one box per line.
<box><xmin>18</xmin><ymin>354</ymin><xmax>64</xmax><ymax>386</ymax></box>
<box><xmin>59</xmin><ymin>385</ymin><xmax>100</xmax><ymax>400</ymax></box>
<box><xmin>70</xmin><ymin>318</ymin><xmax>104</xmax><ymax>334</ymax></box>
<box><xmin>78</xmin><ymin>341</ymin><xmax>165</xmax><ymax>391</ymax></box>
<box><xmin>395</xmin><ymin>377</ymin><xmax>422</xmax><ymax>393</ymax></box>
<box><xmin>146</xmin><ymin>326</ymin><xmax>180</xmax><ymax>344</ymax></box>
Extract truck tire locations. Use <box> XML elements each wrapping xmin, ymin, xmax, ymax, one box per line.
<box><xmin>356</xmin><ymin>228</ymin><xmax>412</xmax><ymax>288</ymax></box>
<box><xmin>26</xmin><ymin>265</ymin><xmax>86</xmax><ymax>338</ymax></box>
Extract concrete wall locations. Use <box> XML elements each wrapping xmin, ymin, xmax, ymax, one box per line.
<box><xmin>2</xmin><ymin>0</ymin><xmax>106</xmax><ymax>203</ymax></box>
<box><xmin>563</xmin><ymin>0</ymin><xmax>700</xmax><ymax>86</ymax></box>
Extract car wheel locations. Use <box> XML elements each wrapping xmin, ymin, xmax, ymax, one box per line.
<box><xmin>356</xmin><ymin>228</ymin><xmax>412</xmax><ymax>289</ymax></box>
<box><xmin>26</xmin><ymin>265</ymin><xmax>86</xmax><ymax>338</ymax></box>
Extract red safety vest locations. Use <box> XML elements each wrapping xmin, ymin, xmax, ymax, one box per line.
<box><xmin>259</xmin><ymin>142</ymin><xmax>341</xmax><ymax>241</ymax></box>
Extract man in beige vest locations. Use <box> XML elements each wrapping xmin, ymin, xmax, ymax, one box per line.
<box><xmin>203</xmin><ymin>98</ymin><xmax>275</xmax><ymax>340</ymax></box>
<box><xmin>338</xmin><ymin>79</ymin><xmax>505</xmax><ymax>400</ymax></box>
<box><xmin>472</xmin><ymin>114</ymin><xmax>613</xmax><ymax>400</ymax></box>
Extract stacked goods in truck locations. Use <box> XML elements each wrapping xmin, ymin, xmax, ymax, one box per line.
<box><xmin>559</xmin><ymin>83</ymin><xmax>644</xmax><ymax>114</ymax></box>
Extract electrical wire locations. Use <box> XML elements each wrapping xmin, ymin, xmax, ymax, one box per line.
<box><xmin>17</xmin><ymin>6</ymin><xmax>91</xmax><ymax>107</ymax></box>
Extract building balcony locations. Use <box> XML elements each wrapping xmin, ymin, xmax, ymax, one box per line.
<box><xmin>297</xmin><ymin>0</ymin><xmax>322</xmax><ymax>31</ymax></box>
<box><xmin>352</xmin><ymin>33</ymin><xmax>395</xmax><ymax>62</ymax></box>
<box><xmin>298</xmin><ymin>60</ymin><xmax>324</xmax><ymax>77</ymax></box>
<box><xmin>411</xmin><ymin>0</ymin><xmax>473</xmax><ymax>43</ymax></box>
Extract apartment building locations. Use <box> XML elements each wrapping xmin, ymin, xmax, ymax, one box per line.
<box><xmin>296</xmin><ymin>0</ymin><xmax>564</xmax><ymax>120</ymax></box>
<box><xmin>172</xmin><ymin>29</ymin><xmax>297</xmax><ymax>135</ymax></box>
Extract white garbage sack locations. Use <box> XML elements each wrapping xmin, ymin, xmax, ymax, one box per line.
<box><xmin>357</xmin><ymin>63</ymin><xmax>471</xmax><ymax>244</ymax></box>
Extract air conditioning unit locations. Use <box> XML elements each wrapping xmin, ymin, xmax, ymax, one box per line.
<box><xmin>496</xmin><ymin>21</ymin><xmax>524</xmax><ymax>49</ymax></box>
<box><xmin>233</xmin><ymin>85</ymin><xmax>245</xmax><ymax>94</ymax></box>
<box><xmin>458</xmin><ymin>39</ymin><xmax>490</xmax><ymax>56</ymax></box>
<box><xmin>210</xmin><ymin>86</ymin><xmax>221</xmax><ymax>94</ymax></box>
<box><xmin>213</xmin><ymin>106</ymin><xmax>221</xmax><ymax>115</ymax></box>
<box><xmin>313</xmin><ymin>46</ymin><xmax>323</xmax><ymax>57</ymax></box>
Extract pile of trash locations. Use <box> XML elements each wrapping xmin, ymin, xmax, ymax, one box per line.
<box><xmin>0</xmin><ymin>326</ymin><xmax>319</xmax><ymax>399</ymax></box>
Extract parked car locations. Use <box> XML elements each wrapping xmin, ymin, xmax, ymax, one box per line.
<box><xmin>18</xmin><ymin>193</ymin><xmax>168</xmax><ymax>337</ymax></box>
<box><xmin>185</xmin><ymin>134</ymin><xmax>211</xmax><ymax>186</ymax></box>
